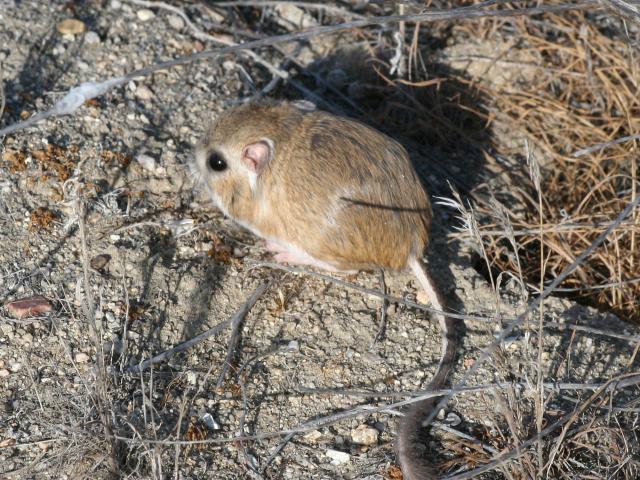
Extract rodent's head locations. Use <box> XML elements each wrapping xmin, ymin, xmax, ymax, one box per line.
<box><xmin>192</xmin><ymin>103</ymin><xmax>286</xmax><ymax>214</ymax></box>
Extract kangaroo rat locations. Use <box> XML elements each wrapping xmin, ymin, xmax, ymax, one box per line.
<box><xmin>192</xmin><ymin>100</ymin><xmax>457</xmax><ymax>479</ymax></box>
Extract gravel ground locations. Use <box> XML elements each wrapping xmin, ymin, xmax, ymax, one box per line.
<box><xmin>1</xmin><ymin>1</ymin><xmax>638</xmax><ymax>479</ymax></box>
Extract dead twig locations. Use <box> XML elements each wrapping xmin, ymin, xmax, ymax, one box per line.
<box><xmin>125</xmin><ymin>283</ymin><xmax>269</xmax><ymax>374</ymax></box>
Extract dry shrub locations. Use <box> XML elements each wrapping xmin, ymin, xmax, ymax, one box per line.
<box><xmin>468</xmin><ymin>11</ymin><xmax>640</xmax><ymax>321</ymax></box>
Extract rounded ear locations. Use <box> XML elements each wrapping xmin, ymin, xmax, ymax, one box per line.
<box><xmin>241</xmin><ymin>138</ymin><xmax>274</xmax><ymax>174</ymax></box>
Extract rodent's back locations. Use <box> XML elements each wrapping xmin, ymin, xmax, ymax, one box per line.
<box><xmin>261</xmin><ymin>106</ymin><xmax>432</xmax><ymax>271</ymax></box>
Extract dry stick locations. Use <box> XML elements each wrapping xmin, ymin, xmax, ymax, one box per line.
<box><xmin>602</xmin><ymin>0</ymin><xmax>640</xmax><ymax>20</ymax></box>
<box><xmin>436</xmin><ymin>195</ymin><xmax>640</xmax><ymax>478</ymax></box>
<box><xmin>172</xmin><ymin>387</ymin><xmax>191</xmax><ymax>480</ymax></box>
<box><xmin>543</xmin><ymin>320</ymin><xmax>640</xmax><ymax>343</ymax></box>
<box><xmin>0</xmin><ymin>61</ymin><xmax>5</xmax><ymax>123</ymax></box>
<box><xmin>111</xmin><ymin>371</ymin><xmax>640</xmax><ymax>448</ymax></box>
<box><xmin>125</xmin><ymin>283</ymin><xmax>268</xmax><ymax>374</ymax></box>
<box><xmin>432</xmin><ymin>421</ymin><xmax>501</xmax><ymax>455</ymax></box>
<box><xmin>215</xmin><ymin>290</ymin><xmax>251</xmax><ymax>388</ymax></box>
<box><xmin>76</xmin><ymin>197</ymin><xmax>119</xmax><ymax>474</ymax></box>
<box><xmin>0</xmin><ymin>1</ymin><xmax>599</xmax><ymax>138</ymax></box>
<box><xmin>235</xmin><ymin>342</ymin><xmax>298</xmax><ymax>474</ymax></box>
<box><xmin>372</xmin><ymin>268</ymin><xmax>389</xmax><ymax>344</ymax></box>
<box><xmin>252</xmin><ymin>260</ymin><xmax>640</xmax><ymax>344</ymax></box>
<box><xmin>251</xmin><ymin>259</ymin><xmax>497</xmax><ymax>323</ymax></box>
<box><xmin>260</xmin><ymin>432</ymin><xmax>295</xmax><ymax>474</ymax></box>
<box><xmin>573</xmin><ymin>133</ymin><xmax>640</xmax><ymax>157</ymax></box>
<box><xmin>296</xmin><ymin>374</ymin><xmax>640</xmax><ymax>398</ymax></box>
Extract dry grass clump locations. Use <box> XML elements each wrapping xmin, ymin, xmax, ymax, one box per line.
<box><xmin>469</xmin><ymin>10</ymin><xmax>640</xmax><ymax>321</ymax></box>
<box><xmin>440</xmin><ymin>384</ymin><xmax>640</xmax><ymax>478</ymax></box>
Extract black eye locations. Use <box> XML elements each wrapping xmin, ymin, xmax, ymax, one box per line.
<box><xmin>207</xmin><ymin>152</ymin><xmax>227</xmax><ymax>172</ymax></box>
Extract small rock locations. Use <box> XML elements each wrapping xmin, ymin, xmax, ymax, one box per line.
<box><xmin>0</xmin><ymin>323</ymin><xmax>14</xmax><ymax>337</ymax></box>
<box><xmin>274</xmin><ymin>4</ymin><xmax>317</xmax><ymax>29</ymax></box>
<box><xmin>326</xmin><ymin>448</ymin><xmax>350</xmax><ymax>465</ymax></box>
<box><xmin>0</xmin><ymin>438</ymin><xmax>16</xmax><ymax>448</ymax></box>
<box><xmin>84</xmin><ymin>31</ymin><xmax>101</xmax><ymax>45</ymax></box>
<box><xmin>137</xmin><ymin>9</ymin><xmax>155</xmax><ymax>21</ymax></box>
<box><xmin>0</xmin><ymin>369</ymin><xmax>10</xmax><ymax>378</ymax></box>
<box><xmin>351</xmin><ymin>425</ymin><xmax>379</xmax><ymax>445</ymax></box>
<box><xmin>444</xmin><ymin>412</ymin><xmax>462</xmax><ymax>427</ymax></box>
<box><xmin>303</xmin><ymin>430</ymin><xmax>322</xmax><ymax>442</ymax></box>
<box><xmin>57</xmin><ymin>18</ymin><xmax>86</xmax><ymax>35</ymax></box>
<box><xmin>5</xmin><ymin>295</ymin><xmax>52</xmax><ymax>319</ymax></box>
<box><xmin>222</xmin><ymin>60</ymin><xmax>236</xmax><ymax>72</ymax></box>
<box><xmin>201</xmin><ymin>412</ymin><xmax>220</xmax><ymax>430</ymax></box>
<box><xmin>90</xmin><ymin>254</ymin><xmax>112</xmax><ymax>272</ymax></box>
<box><xmin>110</xmin><ymin>0</ymin><xmax>122</xmax><ymax>8</ymax></box>
<box><xmin>136</xmin><ymin>154</ymin><xmax>157</xmax><ymax>171</ymax></box>
<box><xmin>416</xmin><ymin>290</ymin><xmax>430</xmax><ymax>305</ymax></box>
<box><xmin>167</xmin><ymin>14</ymin><xmax>185</xmax><ymax>30</ymax></box>
<box><xmin>135</xmin><ymin>85</ymin><xmax>154</xmax><ymax>101</ymax></box>
<box><xmin>75</xmin><ymin>352</ymin><xmax>90</xmax><ymax>363</ymax></box>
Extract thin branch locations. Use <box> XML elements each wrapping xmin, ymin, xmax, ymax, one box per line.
<box><xmin>296</xmin><ymin>375</ymin><xmax>640</xmax><ymax>399</ymax></box>
<box><xmin>125</xmin><ymin>283</ymin><xmax>269</xmax><ymax>374</ymax></box>
<box><xmin>573</xmin><ymin>133</ymin><xmax>640</xmax><ymax>157</ymax></box>
<box><xmin>215</xmin><ymin>292</ymin><xmax>248</xmax><ymax>388</ymax></box>
<box><xmin>252</xmin><ymin>260</ymin><xmax>640</xmax><ymax>344</ymax></box>
<box><xmin>110</xmin><ymin>372</ymin><xmax>640</xmax><ymax>448</ymax></box>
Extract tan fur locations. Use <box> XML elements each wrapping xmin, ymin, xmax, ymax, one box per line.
<box><xmin>195</xmin><ymin>101</ymin><xmax>431</xmax><ymax>271</ymax></box>
<box><xmin>193</xmin><ymin>100</ymin><xmax>453</xmax><ymax>479</ymax></box>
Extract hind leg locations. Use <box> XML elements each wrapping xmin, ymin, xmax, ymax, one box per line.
<box><xmin>261</xmin><ymin>238</ymin><xmax>357</xmax><ymax>274</ymax></box>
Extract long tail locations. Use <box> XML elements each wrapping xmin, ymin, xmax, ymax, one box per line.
<box><xmin>396</xmin><ymin>257</ymin><xmax>459</xmax><ymax>480</ymax></box>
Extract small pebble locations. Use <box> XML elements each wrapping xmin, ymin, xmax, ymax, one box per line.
<box><xmin>84</xmin><ymin>31</ymin><xmax>101</xmax><ymax>45</ymax></box>
<box><xmin>0</xmin><ymin>369</ymin><xmax>10</xmax><ymax>378</ymax></box>
<box><xmin>75</xmin><ymin>352</ymin><xmax>90</xmax><ymax>363</ymax></box>
<box><xmin>5</xmin><ymin>295</ymin><xmax>52</xmax><ymax>319</ymax></box>
<box><xmin>326</xmin><ymin>449</ymin><xmax>350</xmax><ymax>465</ymax></box>
<box><xmin>350</xmin><ymin>424</ymin><xmax>379</xmax><ymax>445</ymax></box>
<box><xmin>135</xmin><ymin>85</ymin><xmax>154</xmax><ymax>101</ymax></box>
<box><xmin>444</xmin><ymin>412</ymin><xmax>462</xmax><ymax>427</ymax></box>
<box><xmin>136</xmin><ymin>154</ymin><xmax>157</xmax><ymax>171</ymax></box>
<box><xmin>90</xmin><ymin>254</ymin><xmax>112</xmax><ymax>272</ymax></box>
<box><xmin>57</xmin><ymin>18</ymin><xmax>86</xmax><ymax>35</ymax></box>
<box><xmin>201</xmin><ymin>412</ymin><xmax>220</xmax><ymax>430</ymax></box>
<box><xmin>303</xmin><ymin>430</ymin><xmax>322</xmax><ymax>442</ymax></box>
<box><xmin>416</xmin><ymin>290</ymin><xmax>429</xmax><ymax>304</ymax></box>
<box><xmin>137</xmin><ymin>9</ymin><xmax>155</xmax><ymax>21</ymax></box>
<box><xmin>167</xmin><ymin>14</ymin><xmax>185</xmax><ymax>30</ymax></box>
<box><xmin>0</xmin><ymin>438</ymin><xmax>16</xmax><ymax>448</ymax></box>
